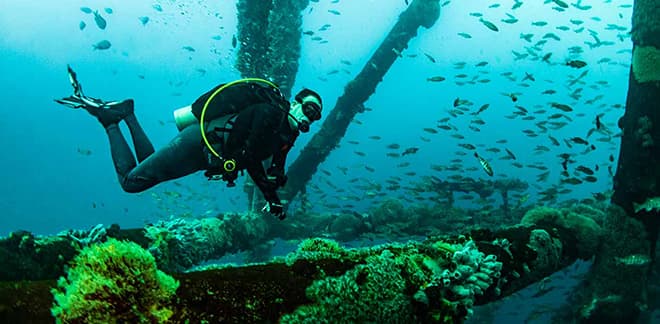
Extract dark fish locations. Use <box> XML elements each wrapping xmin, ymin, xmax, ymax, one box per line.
<box><xmin>424</xmin><ymin>53</ymin><xmax>436</xmax><ymax>63</ymax></box>
<box><xmin>474</xmin><ymin>152</ymin><xmax>494</xmax><ymax>176</ymax></box>
<box><xmin>93</xmin><ymin>40</ymin><xmax>112</xmax><ymax>50</ymax></box>
<box><xmin>182</xmin><ymin>46</ymin><xmax>195</xmax><ymax>52</ymax></box>
<box><xmin>402</xmin><ymin>147</ymin><xmax>419</xmax><ymax>156</ymax></box>
<box><xmin>232</xmin><ymin>35</ymin><xmax>237</xmax><ymax>48</ymax></box>
<box><xmin>80</xmin><ymin>7</ymin><xmax>92</xmax><ymax>14</ymax></box>
<box><xmin>423</xmin><ymin>128</ymin><xmax>438</xmax><ymax>134</ymax></box>
<box><xmin>93</xmin><ymin>10</ymin><xmax>107</xmax><ymax>30</ymax></box>
<box><xmin>566</xmin><ymin>60</ymin><xmax>587</xmax><ymax>68</ymax></box>
<box><xmin>562</xmin><ymin>177</ymin><xmax>583</xmax><ymax>185</ymax></box>
<box><xmin>609</xmin><ymin>154</ymin><xmax>614</xmax><ymax>162</ymax></box>
<box><xmin>473</xmin><ymin>104</ymin><xmax>490</xmax><ymax>115</ymax></box>
<box><xmin>570</xmin><ymin>137</ymin><xmax>589</xmax><ymax>145</ymax></box>
<box><xmin>512</xmin><ymin>0</ymin><xmax>523</xmax><ymax>10</ymax></box>
<box><xmin>427</xmin><ymin>76</ymin><xmax>446</xmax><ymax>82</ymax></box>
<box><xmin>104</xmin><ymin>8</ymin><xmax>113</xmax><ymax>14</ymax></box>
<box><xmin>552</xmin><ymin>0</ymin><xmax>568</xmax><ymax>8</ymax></box>
<box><xmin>583</xmin><ymin>175</ymin><xmax>598</xmax><ymax>183</ymax></box>
<box><xmin>576</xmin><ymin>165</ymin><xmax>595</xmax><ymax>175</ymax></box>
<box><xmin>505</xmin><ymin>148</ymin><xmax>517</xmax><ymax>160</ymax></box>
<box><xmin>479</xmin><ymin>18</ymin><xmax>499</xmax><ymax>32</ymax></box>
<box><xmin>522</xmin><ymin>72</ymin><xmax>535</xmax><ymax>81</ymax></box>
<box><xmin>79</xmin><ymin>21</ymin><xmax>86</xmax><ymax>30</ymax></box>
<box><xmin>551</xmin><ymin>102</ymin><xmax>573</xmax><ymax>112</ymax></box>
<box><xmin>328</xmin><ymin>9</ymin><xmax>341</xmax><ymax>15</ymax></box>
<box><xmin>139</xmin><ymin>16</ymin><xmax>150</xmax><ymax>26</ymax></box>
<box><xmin>595</xmin><ymin>115</ymin><xmax>601</xmax><ymax>129</ymax></box>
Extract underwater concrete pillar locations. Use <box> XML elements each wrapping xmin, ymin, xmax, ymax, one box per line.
<box><xmin>593</xmin><ymin>0</ymin><xmax>660</xmax><ymax>321</ymax></box>
<box><xmin>282</xmin><ymin>0</ymin><xmax>442</xmax><ymax>202</ymax></box>
<box><xmin>235</xmin><ymin>0</ymin><xmax>310</xmax><ymax>208</ymax></box>
<box><xmin>612</xmin><ymin>0</ymin><xmax>660</xmax><ymax>218</ymax></box>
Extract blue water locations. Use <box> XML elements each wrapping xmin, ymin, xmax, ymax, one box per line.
<box><xmin>0</xmin><ymin>1</ymin><xmax>632</xmax><ymax>235</ymax></box>
<box><xmin>0</xmin><ymin>4</ymin><xmax>645</xmax><ymax>320</ymax></box>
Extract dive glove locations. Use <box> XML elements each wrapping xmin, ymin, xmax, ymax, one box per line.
<box><xmin>262</xmin><ymin>201</ymin><xmax>286</xmax><ymax>220</ymax></box>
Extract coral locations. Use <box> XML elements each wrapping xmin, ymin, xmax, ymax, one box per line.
<box><xmin>527</xmin><ymin>229</ymin><xmax>562</xmax><ymax>270</ymax></box>
<box><xmin>520</xmin><ymin>206</ymin><xmax>562</xmax><ymax>225</ymax></box>
<box><xmin>632</xmin><ymin>45</ymin><xmax>660</xmax><ymax>83</ymax></box>
<box><xmin>284</xmin><ymin>237</ymin><xmax>356</xmax><ymax>265</ymax></box>
<box><xmin>51</xmin><ymin>238</ymin><xmax>179</xmax><ymax>323</ymax></box>
<box><xmin>280</xmin><ymin>249</ymin><xmax>416</xmax><ymax>323</ymax></box>
<box><xmin>281</xmin><ymin>238</ymin><xmax>502</xmax><ymax>323</ymax></box>
<box><xmin>371</xmin><ymin>198</ymin><xmax>408</xmax><ymax>227</ymax></box>
<box><xmin>521</xmin><ymin>206</ymin><xmax>603</xmax><ymax>258</ymax></box>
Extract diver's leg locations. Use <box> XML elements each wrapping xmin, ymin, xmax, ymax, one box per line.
<box><xmin>105</xmin><ymin>124</ymin><xmax>138</xmax><ymax>181</ymax></box>
<box><xmin>124</xmin><ymin>113</ymin><xmax>155</xmax><ymax>163</ymax></box>
<box><xmin>118</xmin><ymin>124</ymin><xmax>208</xmax><ymax>193</ymax></box>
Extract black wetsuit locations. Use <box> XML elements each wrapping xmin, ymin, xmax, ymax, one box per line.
<box><xmin>106</xmin><ymin>97</ymin><xmax>298</xmax><ymax>205</ymax></box>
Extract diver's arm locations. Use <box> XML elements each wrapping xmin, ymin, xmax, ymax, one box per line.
<box><xmin>246</xmin><ymin>162</ymin><xmax>280</xmax><ymax>204</ymax></box>
<box><xmin>267</xmin><ymin>144</ymin><xmax>291</xmax><ymax>185</ymax></box>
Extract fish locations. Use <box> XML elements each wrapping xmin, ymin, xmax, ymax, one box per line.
<box><xmin>566</xmin><ymin>60</ymin><xmax>587</xmax><ymax>68</ymax></box>
<box><xmin>232</xmin><ymin>35</ymin><xmax>237</xmax><ymax>48</ymax></box>
<box><xmin>532</xmin><ymin>21</ymin><xmax>548</xmax><ymax>26</ymax></box>
<box><xmin>427</xmin><ymin>76</ymin><xmax>446</xmax><ymax>82</ymax></box>
<box><xmin>551</xmin><ymin>102</ymin><xmax>573</xmax><ymax>112</ymax></box>
<box><xmin>93</xmin><ymin>10</ymin><xmax>107</xmax><ymax>30</ymax></box>
<box><xmin>474</xmin><ymin>152</ymin><xmax>494</xmax><ymax>176</ymax></box>
<box><xmin>182</xmin><ymin>46</ymin><xmax>196</xmax><ymax>52</ymax></box>
<box><xmin>138</xmin><ymin>16</ymin><xmax>150</xmax><ymax>26</ymax></box>
<box><xmin>614</xmin><ymin>254</ymin><xmax>651</xmax><ymax>267</ymax></box>
<box><xmin>457</xmin><ymin>32</ymin><xmax>472</xmax><ymax>39</ymax></box>
<box><xmin>633</xmin><ymin>197</ymin><xmax>660</xmax><ymax>213</ymax></box>
<box><xmin>104</xmin><ymin>8</ymin><xmax>113</xmax><ymax>14</ymax></box>
<box><xmin>77</xmin><ymin>148</ymin><xmax>92</xmax><ymax>156</ymax></box>
<box><xmin>551</xmin><ymin>0</ymin><xmax>568</xmax><ymax>8</ymax></box>
<box><xmin>502</xmin><ymin>92</ymin><xmax>519</xmax><ymax>102</ymax></box>
<box><xmin>423</xmin><ymin>128</ymin><xmax>438</xmax><ymax>134</ymax></box>
<box><xmin>512</xmin><ymin>0</ymin><xmax>523</xmax><ymax>10</ymax></box>
<box><xmin>402</xmin><ymin>147</ymin><xmax>419</xmax><ymax>156</ymax></box>
<box><xmin>473</xmin><ymin>104</ymin><xmax>490</xmax><ymax>115</ymax></box>
<box><xmin>479</xmin><ymin>18</ymin><xmax>499</xmax><ymax>32</ymax></box>
<box><xmin>522</xmin><ymin>72</ymin><xmax>535</xmax><ymax>82</ymax></box>
<box><xmin>520</xmin><ymin>33</ymin><xmax>534</xmax><ymax>42</ymax></box>
<box><xmin>562</xmin><ymin>177</ymin><xmax>583</xmax><ymax>185</ymax></box>
<box><xmin>79</xmin><ymin>21</ymin><xmax>86</xmax><ymax>30</ymax></box>
<box><xmin>424</xmin><ymin>53</ymin><xmax>436</xmax><ymax>63</ymax></box>
<box><xmin>80</xmin><ymin>7</ymin><xmax>93</xmax><ymax>14</ymax></box>
<box><xmin>570</xmin><ymin>137</ymin><xmax>589</xmax><ymax>145</ymax></box>
<box><xmin>93</xmin><ymin>40</ymin><xmax>112</xmax><ymax>50</ymax></box>
<box><xmin>576</xmin><ymin>165</ymin><xmax>595</xmax><ymax>175</ymax></box>
<box><xmin>327</xmin><ymin>9</ymin><xmax>341</xmax><ymax>15</ymax></box>
<box><xmin>505</xmin><ymin>148</ymin><xmax>517</xmax><ymax>160</ymax></box>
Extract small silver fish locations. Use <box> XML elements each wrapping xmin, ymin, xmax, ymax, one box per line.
<box><xmin>614</xmin><ymin>254</ymin><xmax>651</xmax><ymax>267</ymax></box>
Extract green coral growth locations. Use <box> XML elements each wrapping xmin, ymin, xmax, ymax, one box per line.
<box><xmin>281</xmin><ymin>237</ymin><xmax>501</xmax><ymax>323</ymax></box>
<box><xmin>280</xmin><ymin>249</ymin><xmax>416</xmax><ymax>323</ymax></box>
<box><xmin>51</xmin><ymin>238</ymin><xmax>179</xmax><ymax>323</ymax></box>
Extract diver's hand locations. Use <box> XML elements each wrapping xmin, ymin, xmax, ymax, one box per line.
<box><xmin>262</xmin><ymin>201</ymin><xmax>286</xmax><ymax>220</ymax></box>
<box><xmin>267</xmin><ymin>174</ymin><xmax>288</xmax><ymax>188</ymax></box>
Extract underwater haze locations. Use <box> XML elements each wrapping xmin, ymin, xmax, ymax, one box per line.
<box><xmin>0</xmin><ymin>0</ymin><xmax>631</xmax><ymax>238</ymax></box>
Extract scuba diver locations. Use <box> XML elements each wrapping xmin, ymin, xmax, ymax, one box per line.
<box><xmin>54</xmin><ymin>65</ymin><xmax>323</xmax><ymax>220</ymax></box>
